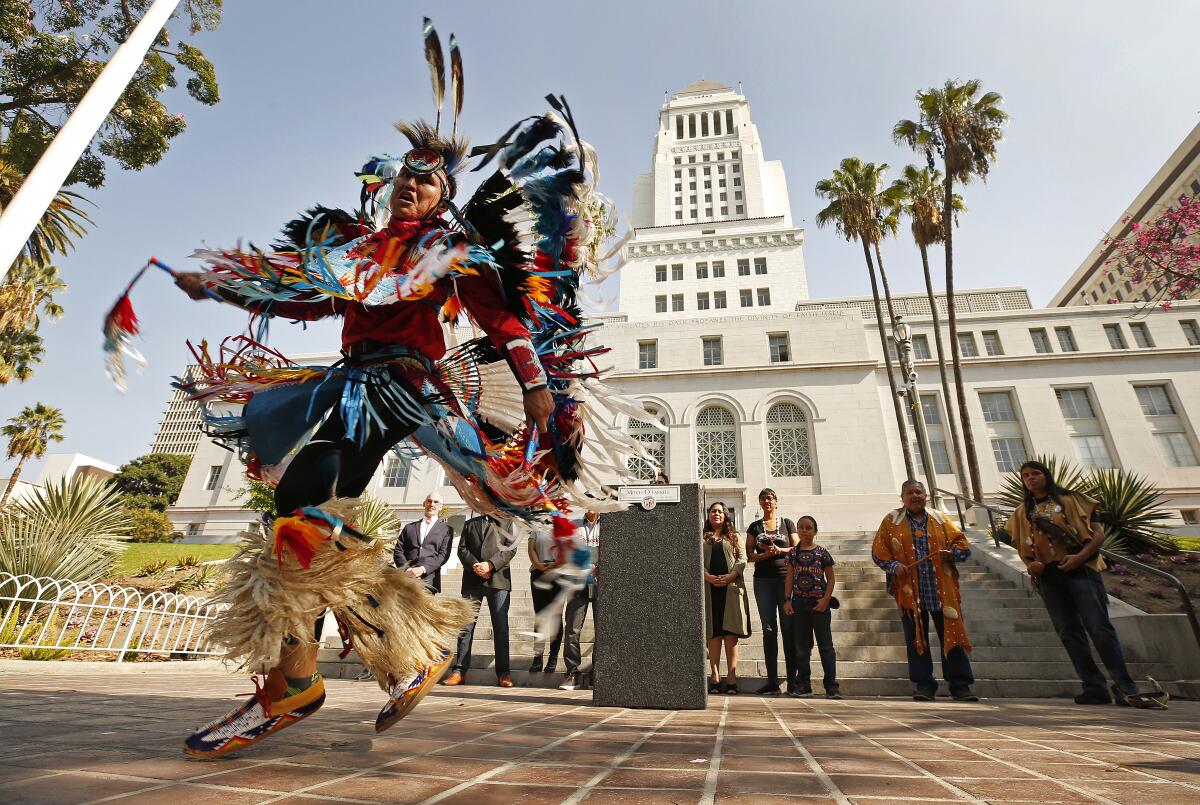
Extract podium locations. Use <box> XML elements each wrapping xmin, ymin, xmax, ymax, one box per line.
<box><xmin>593</xmin><ymin>484</ymin><xmax>707</xmax><ymax>709</ymax></box>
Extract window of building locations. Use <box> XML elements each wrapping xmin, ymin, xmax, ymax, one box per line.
<box><xmin>705</xmin><ymin>208</ymin><xmax>713</xmax><ymax>217</ymax></box>
<box><xmin>735</xmin><ymin>191</ymin><xmax>743</xmax><ymax>200</ymax></box>
<box><xmin>671</xmin><ymin>264</ymin><xmax>683</xmax><ymax>281</ymax></box>
<box><xmin>754</xmin><ymin>257</ymin><xmax>767</xmax><ymax>275</ymax></box>
<box><xmin>381</xmin><ymin>454</ymin><xmax>412</xmax><ymax>487</ymax></box>
<box><xmin>1055</xmin><ymin>326</ymin><xmax>1078</xmax><ymax>352</ymax></box>
<box><xmin>1183</xmin><ymin>509</ymin><xmax>1200</xmax><ymax>525</ymax></box>
<box><xmin>655</xmin><ymin>265</ymin><xmax>666</xmax><ymax>282</ymax></box>
<box><xmin>1136</xmin><ymin>385</ymin><xmax>1199</xmax><ymax>467</ymax></box>
<box><xmin>768</xmin><ymin>333</ymin><xmax>790</xmax><ymax>363</ymax></box>
<box><xmin>720</xmin><ymin>206</ymin><xmax>728</xmax><ymax>216</ymax></box>
<box><xmin>737</xmin><ymin>259</ymin><xmax>750</xmax><ymax>276</ymax></box>
<box><xmin>702</xmin><ymin>336</ymin><xmax>723</xmax><ymax>366</ymax></box>
<box><xmin>671</xmin><ymin>294</ymin><xmax>684</xmax><ymax>312</ymax></box>
<box><xmin>1056</xmin><ymin>388</ymin><xmax>1115</xmax><ymax>469</ymax></box>
<box><xmin>186</xmin><ymin>523</ymin><xmax>201</xmax><ymax>536</ymax></box>
<box><xmin>979</xmin><ymin>390</ymin><xmax>1028</xmax><ymax>472</ymax></box>
<box><xmin>912</xmin><ymin>334</ymin><xmax>931</xmax><ymax>360</ymax></box>
<box><xmin>696</xmin><ymin>262</ymin><xmax>708</xmax><ymax>279</ymax></box>
<box><xmin>702</xmin><ymin>153</ymin><xmax>710</xmax><ymax>162</ymax></box>
<box><xmin>739</xmin><ymin>289</ymin><xmax>753</xmax><ymax>307</ymax></box>
<box><xmin>674</xmin><ymin>169</ymin><xmax>681</xmax><ymax>179</ymax></box>
<box><xmin>638</xmin><ymin>340</ymin><xmax>658</xmax><ymax>370</ymax></box>
<box><xmin>696</xmin><ymin>405</ymin><xmax>738</xmax><ymax>479</ymax></box>
<box><xmin>1180</xmin><ymin>319</ymin><xmax>1200</xmax><ymax>345</ymax></box>
<box><xmin>204</xmin><ymin>465</ymin><xmax>222</xmax><ymax>491</ymax></box>
<box><xmin>1104</xmin><ymin>324</ymin><xmax>1128</xmax><ymax>350</ymax></box>
<box><xmin>712</xmin><ymin>260</ymin><xmax>725</xmax><ymax>278</ymax></box>
<box><xmin>1091</xmin><ymin>290</ymin><xmax>1099</xmax><ymax>302</ymax></box>
<box><xmin>689</xmin><ymin>211</ymin><xmax>697</xmax><ymax>219</ymax></box>
<box><xmin>886</xmin><ymin>337</ymin><xmax>899</xmax><ymax>363</ymax></box>
<box><xmin>733</xmin><ymin>178</ymin><xmax>742</xmax><ymax>187</ymax></box>
<box><xmin>757</xmin><ymin>288</ymin><xmax>771</xmax><ymax>306</ymax></box>
<box><xmin>717</xmin><ymin>165</ymin><xmax>725</xmax><ymax>174</ymax></box>
<box><xmin>628</xmin><ymin>406</ymin><xmax>667</xmax><ymax>482</ymax></box>
<box><xmin>766</xmin><ymin>402</ymin><xmax>812</xmax><ymax>477</ymax></box>
<box><xmin>732</xmin><ymin>163</ymin><xmax>740</xmax><ymax>173</ymax></box>
<box><xmin>703</xmin><ymin>166</ymin><xmax>710</xmax><ymax>175</ymax></box>
<box><xmin>957</xmin><ymin>332</ymin><xmax>979</xmax><ymax>357</ymax></box>
<box><xmin>697</xmin><ymin>292</ymin><xmax>710</xmax><ymax>310</ymax></box>
<box><xmin>726</xmin><ymin>110</ymin><xmax>735</xmax><ymax>132</ymax></box>
<box><xmin>1030</xmin><ymin>328</ymin><xmax>1052</xmax><ymax>354</ymax></box>
<box><xmin>713</xmin><ymin>291</ymin><xmax>727</xmax><ymax>309</ymax></box>
<box><xmin>735</xmin><ymin>205</ymin><xmax>744</xmax><ymax>214</ymax></box>
<box><xmin>674</xmin><ymin>155</ymin><xmax>681</xmax><ymax>164</ymax></box>
<box><xmin>982</xmin><ymin>330</ymin><xmax>1004</xmax><ymax>356</ymax></box>
<box><xmin>688</xmin><ymin>154</ymin><xmax>696</xmax><ymax>163</ymax></box>
<box><xmin>907</xmin><ymin>394</ymin><xmax>954</xmax><ymax>476</ymax></box>
<box><xmin>654</xmin><ymin>295</ymin><xmax>666</xmax><ymax>313</ymax></box>
<box><xmin>1130</xmin><ymin>321</ymin><xmax>1154</xmax><ymax>348</ymax></box>
<box><xmin>675</xmin><ymin>211</ymin><xmax>683</xmax><ymax>220</ymax></box>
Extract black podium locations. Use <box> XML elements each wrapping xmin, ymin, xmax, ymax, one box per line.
<box><xmin>593</xmin><ymin>483</ymin><xmax>707</xmax><ymax>709</ymax></box>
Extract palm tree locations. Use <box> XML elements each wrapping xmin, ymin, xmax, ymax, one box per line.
<box><xmin>894</xmin><ymin>79</ymin><xmax>1008</xmax><ymax>502</ymax></box>
<box><xmin>1</xmin><ymin>403</ymin><xmax>66</xmax><ymax>507</ymax></box>
<box><xmin>886</xmin><ymin>165</ymin><xmax>968</xmax><ymax>494</ymax></box>
<box><xmin>0</xmin><ymin>158</ymin><xmax>93</xmax><ymax>276</ymax></box>
<box><xmin>0</xmin><ymin>327</ymin><xmax>45</xmax><ymax>385</ymax></box>
<box><xmin>816</xmin><ymin>158</ymin><xmax>915</xmax><ymax>478</ymax></box>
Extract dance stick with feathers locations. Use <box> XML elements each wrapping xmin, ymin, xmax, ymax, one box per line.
<box><xmin>102</xmin><ymin>257</ymin><xmax>220</xmax><ymax>391</ymax></box>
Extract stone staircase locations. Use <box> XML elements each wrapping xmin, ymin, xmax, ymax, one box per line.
<box><xmin>317</xmin><ymin>532</ymin><xmax>1185</xmax><ymax>698</ymax></box>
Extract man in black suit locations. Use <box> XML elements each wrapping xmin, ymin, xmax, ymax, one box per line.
<box><xmin>441</xmin><ymin>513</ymin><xmax>518</xmax><ymax>687</ymax></box>
<box><xmin>394</xmin><ymin>493</ymin><xmax>454</xmax><ymax>593</ymax></box>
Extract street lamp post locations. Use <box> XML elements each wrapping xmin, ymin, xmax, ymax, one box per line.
<box><xmin>893</xmin><ymin>314</ymin><xmax>941</xmax><ymax>509</ymax></box>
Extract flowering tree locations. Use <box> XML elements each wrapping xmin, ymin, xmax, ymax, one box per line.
<box><xmin>1104</xmin><ymin>194</ymin><xmax>1200</xmax><ymax>310</ymax></box>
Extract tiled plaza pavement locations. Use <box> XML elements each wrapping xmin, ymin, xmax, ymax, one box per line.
<box><xmin>3</xmin><ymin>666</ymin><xmax>1200</xmax><ymax>805</ymax></box>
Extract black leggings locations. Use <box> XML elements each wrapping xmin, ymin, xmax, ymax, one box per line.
<box><xmin>273</xmin><ymin>371</ymin><xmax>420</xmax><ymax>515</ymax></box>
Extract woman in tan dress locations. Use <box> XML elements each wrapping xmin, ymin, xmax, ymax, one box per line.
<box><xmin>703</xmin><ymin>502</ymin><xmax>751</xmax><ymax>694</ymax></box>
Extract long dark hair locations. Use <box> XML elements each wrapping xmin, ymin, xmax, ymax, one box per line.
<box><xmin>1020</xmin><ymin>459</ymin><xmax>1071</xmax><ymax>523</ymax></box>
<box><xmin>703</xmin><ymin>502</ymin><xmax>741</xmax><ymax>559</ymax></box>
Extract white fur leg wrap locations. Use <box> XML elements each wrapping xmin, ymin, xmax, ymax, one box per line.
<box><xmin>207</xmin><ymin>518</ymin><xmax>472</xmax><ymax>689</ymax></box>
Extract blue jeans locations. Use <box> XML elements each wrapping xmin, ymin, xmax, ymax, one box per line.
<box><xmin>1038</xmin><ymin>565</ymin><xmax>1135</xmax><ymax>695</ymax></box>
<box><xmin>792</xmin><ymin>598</ymin><xmax>838</xmax><ymax>691</ymax></box>
<box><xmin>454</xmin><ymin>588</ymin><xmax>511</xmax><ymax>676</ymax></box>
<box><xmin>901</xmin><ymin>609</ymin><xmax>974</xmax><ymax>694</ymax></box>
<box><xmin>754</xmin><ymin>575</ymin><xmax>797</xmax><ymax>687</ymax></box>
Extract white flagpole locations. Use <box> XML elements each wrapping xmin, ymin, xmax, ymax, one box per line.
<box><xmin>0</xmin><ymin>0</ymin><xmax>183</xmax><ymax>282</ymax></box>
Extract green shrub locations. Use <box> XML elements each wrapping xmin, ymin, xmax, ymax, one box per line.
<box><xmin>0</xmin><ymin>476</ymin><xmax>126</xmax><ymax>581</ymax></box>
<box><xmin>124</xmin><ymin>507</ymin><xmax>178</xmax><ymax>543</ymax></box>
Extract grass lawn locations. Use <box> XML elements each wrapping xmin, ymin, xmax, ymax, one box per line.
<box><xmin>118</xmin><ymin>543</ymin><xmax>238</xmax><ymax>574</ymax></box>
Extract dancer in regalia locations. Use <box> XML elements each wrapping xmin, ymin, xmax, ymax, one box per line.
<box><xmin>134</xmin><ymin>19</ymin><xmax>652</xmax><ymax>758</ymax></box>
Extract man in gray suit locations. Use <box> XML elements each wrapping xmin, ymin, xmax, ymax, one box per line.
<box><xmin>394</xmin><ymin>493</ymin><xmax>455</xmax><ymax>593</ymax></box>
<box><xmin>442</xmin><ymin>513</ymin><xmax>518</xmax><ymax>687</ymax></box>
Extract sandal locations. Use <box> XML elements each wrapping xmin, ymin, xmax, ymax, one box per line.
<box><xmin>726</xmin><ymin>682</ymin><xmax>739</xmax><ymax>696</ymax></box>
<box><xmin>708</xmin><ymin>679</ymin><xmax>721</xmax><ymax>694</ymax></box>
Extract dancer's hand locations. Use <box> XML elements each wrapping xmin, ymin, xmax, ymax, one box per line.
<box><xmin>523</xmin><ymin>387</ymin><xmax>554</xmax><ymax>435</ymax></box>
<box><xmin>893</xmin><ymin>563</ymin><xmax>909</xmax><ymax>580</ymax></box>
<box><xmin>175</xmin><ymin>272</ymin><xmax>213</xmax><ymax>301</ymax></box>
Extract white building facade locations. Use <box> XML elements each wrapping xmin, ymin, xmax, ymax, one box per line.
<box><xmin>166</xmin><ymin>82</ymin><xmax>1200</xmax><ymax>539</ymax></box>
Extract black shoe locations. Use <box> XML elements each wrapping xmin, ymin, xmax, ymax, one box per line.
<box><xmin>913</xmin><ymin>687</ymin><xmax>936</xmax><ymax>702</ymax></box>
<box><xmin>708</xmin><ymin>679</ymin><xmax>721</xmax><ymax>694</ymax></box>
<box><xmin>726</xmin><ymin>682</ymin><xmax>739</xmax><ymax>696</ymax></box>
<box><xmin>717</xmin><ymin>681</ymin><xmax>728</xmax><ymax>695</ymax></box>
<box><xmin>789</xmin><ymin>686</ymin><xmax>813</xmax><ymax>698</ymax></box>
<box><xmin>755</xmin><ymin>682</ymin><xmax>782</xmax><ymax>696</ymax></box>
<box><xmin>825</xmin><ymin>689</ymin><xmax>843</xmax><ymax>700</ymax></box>
<box><xmin>545</xmin><ymin>658</ymin><xmax>557</xmax><ymax>674</ymax></box>
<box><xmin>1074</xmin><ymin>689</ymin><xmax>1112</xmax><ymax>705</ymax></box>
<box><xmin>528</xmin><ymin>657</ymin><xmax>544</xmax><ymax>674</ymax></box>
<box><xmin>951</xmin><ymin>688</ymin><xmax>979</xmax><ymax>702</ymax></box>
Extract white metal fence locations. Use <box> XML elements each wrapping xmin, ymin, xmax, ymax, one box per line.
<box><xmin>0</xmin><ymin>572</ymin><xmax>226</xmax><ymax>661</ymax></box>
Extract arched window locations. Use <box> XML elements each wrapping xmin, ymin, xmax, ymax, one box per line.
<box><xmin>766</xmin><ymin>402</ymin><xmax>813</xmax><ymax>477</ymax></box>
<box><xmin>628</xmin><ymin>406</ymin><xmax>667</xmax><ymax>482</ymax></box>
<box><xmin>696</xmin><ymin>405</ymin><xmax>739</xmax><ymax>480</ymax></box>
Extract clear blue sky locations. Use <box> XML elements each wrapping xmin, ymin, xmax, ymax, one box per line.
<box><xmin>4</xmin><ymin>0</ymin><xmax>1199</xmax><ymax>476</ymax></box>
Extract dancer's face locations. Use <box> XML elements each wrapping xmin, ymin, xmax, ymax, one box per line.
<box><xmin>391</xmin><ymin>168</ymin><xmax>446</xmax><ymax>221</ymax></box>
<box><xmin>901</xmin><ymin>482</ymin><xmax>927</xmax><ymax>514</ymax></box>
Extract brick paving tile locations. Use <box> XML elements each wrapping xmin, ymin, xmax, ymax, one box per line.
<box><xmin>715</xmin><ymin>796</ymin><xmax>839</xmax><ymax>804</ymax></box>
<box><xmin>1070</xmin><ymin>779</ymin><xmax>1200</xmax><ymax>804</ymax></box>
<box><xmin>95</xmin><ymin>783</ymin><xmax>277</xmax><ymax>805</ymax></box>
<box><xmin>596</xmin><ymin>767</ymin><xmax>708</xmax><ymax>789</ymax></box>
<box><xmin>434</xmin><ymin>782</ymin><xmax>577</xmax><ymax>804</ymax></box>
<box><xmin>304</xmin><ymin>771</ymin><xmax>463</xmax><ymax>802</ymax></box>
<box><xmin>948</xmin><ymin>777</ymin><xmax>1101</xmax><ymax>801</ymax></box>
<box><xmin>828</xmin><ymin>772</ymin><xmax>965</xmax><ymax>798</ymax></box>
<box><xmin>617</xmin><ymin>753</ymin><xmax>713</xmax><ymax>769</ymax></box>
<box><xmin>194</xmin><ymin>761</ymin><xmax>352</xmax><ymax>793</ymax></box>
<box><xmin>491</xmin><ymin>762</ymin><xmax>611</xmax><ymax>785</ymax></box>
<box><xmin>1019</xmin><ymin>761</ymin><xmax>1152</xmax><ymax>781</ymax></box>
<box><xmin>811</xmin><ymin>756</ymin><xmax>920</xmax><ymax>775</ymax></box>
<box><xmin>719</xmin><ymin>754</ymin><xmax>810</xmax><ymax>772</ymax></box>
<box><xmin>912</xmin><ymin>759</ymin><xmax>1039</xmax><ymax>778</ymax></box>
<box><xmin>713</xmin><ymin>771</ymin><xmax>829</xmax><ymax>796</ymax></box>
<box><xmin>5</xmin><ymin>772</ymin><xmax>159</xmax><ymax>805</ymax></box>
<box><xmin>579</xmin><ymin>791</ymin><xmax>704</xmax><ymax>804</ymax></box>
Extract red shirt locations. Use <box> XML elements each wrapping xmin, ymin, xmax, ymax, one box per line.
<box><xmin>259</xmin><ymin>218</ymin><xmax>530</xmax><ymax>360</ymax></box>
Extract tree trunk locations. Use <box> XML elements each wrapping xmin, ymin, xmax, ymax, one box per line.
<box><xmin>873</xmin><ymin>239</ymin><xmax>916</xmax><ymax>479</ymax></box>
<box><xmin>862</xmin><ymin>240</ymin><xmax>915</xmax><ymax>480</ymax></box>
<box><xmin>0</xmin><ymin>453</ymin><xmax>29</xmax><ymax>507</ymax></box>
<box><xmin>943</xmin><ymin>176</ymin><xmax>985</xmax><ymax>502</ymax></box>
<box><xmin>918</xmin><ymin>241</ymin><xmax>969</xmax><ymax>496</ymax></box>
